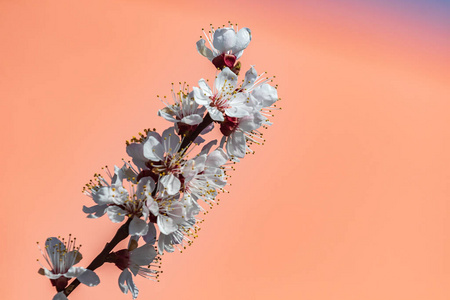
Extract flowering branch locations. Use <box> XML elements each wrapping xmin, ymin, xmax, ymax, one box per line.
<box><xmin>38</xmin><ymin>22</ymin><xmax>279</xmax><ymax>300</ymax></box>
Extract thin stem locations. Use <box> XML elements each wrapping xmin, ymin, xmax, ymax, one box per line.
<box><xmin>63</xmin><ymin>218</ymin><xmax>132</xmax><ymax>297</ymax></box>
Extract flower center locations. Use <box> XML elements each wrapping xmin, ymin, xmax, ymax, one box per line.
<box><xmin>220</xmin><ymin>116</ymin><xmax>240</xmax><ymax>136</ymax></box>
<box><xmin>112</xmin><ymin>249</ymin><xmax>131</xmax><ymax>270</ymax></box>
<box><xmin>209</xmin><ymin>95</ymin><xmax>230</xmax><ymax>113</ymax></box>
<box><xmin>137</xmin><ymin>154</ymin><xmax>185</xmax><ymax>183</ymax></box>
<box><xmin>51</xmin><ymin>277</ymin><xmax>69</xmax><ymax>292</ymax></box>
<box><xmin>212</xmin><ymin>53</ymin><xmax>236</xmax><ymax>70</ymax></box>
<box><xmin>152</xmin><ymin>154</ymin><xmax>183</xmax><ymax>176</ymax></box>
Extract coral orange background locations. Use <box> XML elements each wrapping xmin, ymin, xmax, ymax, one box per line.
<box><xmin>1</xmin><ymin>0</ymin><xmax>449</xmax><ymax>299</ymax></box>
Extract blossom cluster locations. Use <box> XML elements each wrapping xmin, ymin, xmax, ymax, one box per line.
<box><xmin>38</xmin><ymin>23</ymin><xmax>279</xmax><ymax>300</ymax></box>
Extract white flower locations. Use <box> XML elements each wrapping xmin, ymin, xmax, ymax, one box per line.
<box><xmin>113</xmin><ymin>244</ymin><xmax>159</xmax><ymax>299</ymax></box>
<box><xmin>220</xmin><ymin>112</ymin><xmax>266</xmax><ymax>159</ymax></box>
<box><xmin>37</xmin><ymin>236</ymin><xmax>100</xmax><ymax>298</ymax></box>
<box><xmin>151</xmin><ymin>193</ymin><xmax>190</xmax><ymax>236</ymax></box>
<box><xmin>219</xmin><ymin>66</ymin><xmax>279</xmax><ymax>159</ymax></box>
<box><xmin>241</xmin><ymin>66</ymin><xmax>279</xmax><ymax>125</ymax></box>
<box><xmin>144</xmin><ymin>185</ymin><xmax>198</xmax><ymax>241</ymax></box>
<box><xmin>196</xmin><ymin>24</ymin><xmax>251</xmax><ymax>69</ymax></box>
<box><xmin>157</xmin><ymin>86</ymin><xmax>206</xmax><ymax>137</ymax></box>
<box><xmin>156</xmin><ymin>147</ymin><xmax>229</xmax><ymax>255</ymax></box>
<box><xmin>193</xmin><ymin>67</ymin><xmax>251</xmax><ymax>122</ymax></box>
<box><xmin>181</xmin><ymin>145</ymin><xmax>229</xmax><ymax>204</ymax></box>
<box><xmin>83</xmin><ymin>166</ymin><xmax>155</xmax><ymax>237</ymax></box>
<box><xmin>126</xmin><ymin>127</ymin><xmax>185</xmax><ymax>195</ymax></box>
<box><xmin>82</xmin><ymin>165</ymin><xmax>129</xmax><ymax>219</ymax></box>
<box><xmin>158</xmin><ymin>217</ymin><xmax>198</xmax><ymax>255</ymax></box>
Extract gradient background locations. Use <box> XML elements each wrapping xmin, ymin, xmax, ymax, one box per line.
<box><xmin>1</xmin><ymin>0</ymin><xmax>449</xmax><ymax>299</ymax></box>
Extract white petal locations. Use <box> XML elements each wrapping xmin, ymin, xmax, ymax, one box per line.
<box><xmin>142</xmin><ymin>135</ymin><xmax>164</xmax><ymax>161</ymax></box>
<box><xmin>252</xmin><ymin>84</ymin><xmax>278</xmax><ymax>107</ymax></box>
<box><xmin>162</xmin><ymin>127</ymin><xmax>180</xmax><ymax>154</ymax></box>
<box><xmin>215</xmin><ymin>67</ymin><xmax>238</xmax><ymax>92</ymax></box>
<box><xmin>193</xmin><ymin>86</ymin><xmax>211</xmax><ymax>106</ymax></box>
<box><xmin>119</xmin><ymin>269</ymin><xmax>139</xmax><ymax>299</ymax></box>
<box><xmin>45</xmin><ymin>237</ymin><xmax>65</xmax><ymax>253</ymax></box>
<box><xmin>111</xmin><ymin>165</ymin><xmax>125</xmax><ymax>185</ymax></box>
<box><xmin>231</xmin><ymin>27</ymin><xmax>251</xmax><ymax>54</ymax></box>
<box><xmin>208</xmin><ymin>107</ymin><xmax>224</xmax><ymax>122</ymax></box>
<box><xmin>147</xmin><ymin>198</ymin><xmax>159</xmax><ymax>216</ymax></box>
<box><xmin>130</xmin><ymin>244</ymin><xmax>157</xmax><ymax>266</ymax></box>
<box><xmin>110</xmin><ymin>186</ymin><xmax>129</xmax><ymax>205</ymax></box>
<box><xmin>121</xmin><ymin>166</ymin><xmax>138</xmax><ymax>183</ymax></box>
<box><xmin>196</xmin><ymin>39</ymin><xmax>214</xmax><ymax>60</ymax></box>
<box><xmin>160</xmin><ymin>174</ymin><xmax>181</xmax><ymax>195</ymax></box>
<box><xmin>225</xmin><ymin>105</ymin><xmax>250</xmax><ymax>118</ymax></box>
<box><xmin>66</xmin><ymin>250</ymin><xmax>83</xmax><ymax>265</ymax></box>
<box><xmin>129</xmin><ymin>216</ymin><xmax>149</xmax><ymax>236</ymax></box>
<box><xmin>143</xmin><ymin>222</ymin><xmax>157</xmax><ymax>245</ymax></box>
<box><xmin>206</xmin><ymin>149</ymin><xmax>228</xmax><ymax>167</ymax></box>
<box><xmin>91</xmin><ymin>186</ymin><xmax>112</xmax><ymax>205</ymax></box>
<box><xmin>43</xmin><ymin>268</ymin><xmax>62</xmax><ymax>279</ymax></box>
<box><xmin>106</xmin><ymin>206</ymin><xmax>126</xmax><ymax>223</ymax></box>
<box><xmin>213</xmin><ymin>28</ymin><xmax>237</xmax><ymax>53</ymax></box>
<box><xmin>181</xmin><ymin>114</ymin><xmax>203</xmax><ymax>125</ymax></box>
<box><xmin>45</xmin><ymin>238</ymin><xmax>65</xmax><ymax>267</ymax></box>
<box><xmin>186</xmin><ymin>200</ymin><xmax>201</xmax><ymax>219</ymax></box>
<box><xmin>128</xmin><ymin>264</ymin><xmax>140</xmax><ymax>277</ymax></box>
<box><xmin>198</xmin><ymin>78</ymin><xmax>213</xmax><ymax>95</ymax></box>
<box><xmin>136</xmin><ymin>177</ymin><xmax>155</xmax><ymax>200</ymax></box>
<box><xmin>226</xmin><ymin>131</ymin><xmax>246</xmax><ymax>158</ymax></box>
<box><xmin>118</xmin><ymin>270</ymin><xmax>129</xmax><ymax>294</ymax></box>
<box><xmin>83</xmin><ymin>204</ymin><xmax>107</xmax><ymax>218</ymax></box>
<box><xmin>158</xmin><ymin>234</ymin><xmax>174</xmax><ymax>255</ymax></box>
<box><xmin>193</xmin><ymin>154</ymin><xmax>207</xmax><ymax>171</ymax></box>
<box><xmin>157</xmin><ymin>215</ymin><xmax>178</xmax><ymax>235</ymax></box>
<box><xmin>243</xmin><ymin>66</ymin><xmax>258</xmax><ymax>90</ymax></box>
<box><xmin>157</xmin><ymin>109</ymin><xmax>178</xmax><ymax>123</ymax></box>
<box><xmin>181</xmin><ymin>160</ymin><xmax>197</xmax><ymax>182</ymax></box>
<box><xmin>234</xmin><ymin>49</ymin><xmax>244</xmax><ymax>59</ymax></box>
<box><xmin>209</xmin><ymin>172</ymin><xmax>227</xmax><ymax>188</ymax></box>
<box><xmin>141</xmin><ymin>205</ymin><xmax>149</xmax><ymax>220</ymax></box>
<box><xmin>65</xmin><ymin>266</ymin><xmax>86</xmax><ymax>278</ymax></box>
<box><xmin>126</xmin><ymin>143</ymin><xmax>147</xmax><ymax>169</ymax></box>
<box><xmin>239</xmin><ymin>112</ymin><xmax>265</xmax><ymax>131</ymax></box>
<box><xmin>77</xmin><ymin>269</ymin><xmax>100</xmax><ymax>287</ymax></box>
<box><xmin>53</xmin><ymin>292</ymin><xmax>68</xmax><ymax>300</ymax></box>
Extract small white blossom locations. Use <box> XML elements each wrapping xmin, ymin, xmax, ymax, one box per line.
<box><xmin>83</xmin><ymin>166</ymin><xmax>155</xmax><ymax>237</ymax></box>
<box><xmin>157</xmin><ymin>217</ymin><xmax>199</xmax><ymax>255</ymax></box>
<box><xmin>181</xmin><ymin>145</ymin><xmax>229</xmax><ymax>203</ymax></box>
<box><xmin>126</xmin><ymin>127</ymin><xmax>186</xmax><ymax>195</ymax></box>
<box><xmin>219</xmin><ymin>66</ymin><xmax>279</xmax><ymax>159</ymax></box>
<box><xmin>193</xmin><ymin>67</ymin><xmax>251</xmax><ymax>122</ymax></box>
<box><xmin>196</xmin><ymin>23</ymin><xmax>251</xmax><ymax>69</ymax></box>
<box><xmin>37</xmin><ymin>237</ymin><xmax>100</xmax><ymax>299</ymax></box>
<box><xmin>114</xmin><ymin>244</ymin><xmax>159</xmax><ymax>299</ymax></box>
<box><xmin>241</xmin><ymin>66</ymin><xmax>279</xmax><ymax>126</ymax></box>
<box><xmin>157</xmin><ymin>85</ymin><xmax>206</xmax><ymax>136</ymax></box>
